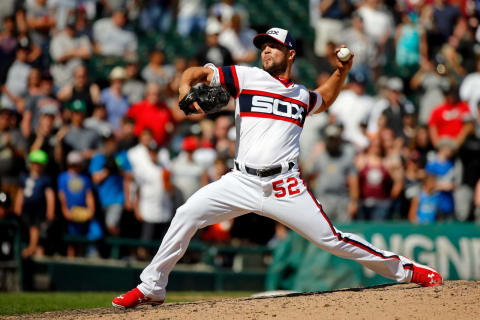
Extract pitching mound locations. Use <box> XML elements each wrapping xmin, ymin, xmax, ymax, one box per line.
<box><xmin>8</xmin><ymin>281</ymin><xmax>479</xmax><ymax>320</ymax></box>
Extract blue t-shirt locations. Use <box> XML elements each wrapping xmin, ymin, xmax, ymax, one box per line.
<box><xmin>57</xmin><ymin>171</ymin><xmax>92</xmax><ymax>209</ymax></box>
<box><xmin>88</xmin><ymin>151</ymin><xmax>131</xmax><ymax>207</ymax></box>
<box><xmin>425</xmin><ymin>158</ymin><xmax>455</xmax><ymax>214</ymax></box>
<box><xmin>417</xmin><ymin>191</ymin><xmax>440</xmax><ymax>224</ymax></box>
<box><xmin>21</xmin><ymin>174</ymin><xmax>52</xmax><ymax>216</ymax></box>
<box><xmin>100</xmin><ymin>88</ymin><xmax>129</xmax><ymax>130</ymax></box>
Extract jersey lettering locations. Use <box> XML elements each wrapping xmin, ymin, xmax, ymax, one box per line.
<box><xmin>240</xmin><ymin>92</ymin><xmax>307</xmax><ymax>127</ymax></box>
<box><xmin>251</xmin><ymin>96</ymin><xmax>273</xmax><ymax>113</ymax></box>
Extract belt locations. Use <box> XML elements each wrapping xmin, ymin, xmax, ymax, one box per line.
<box><xmin>235</xmin><ymin>161</ymin><xmax>295</xmax><ymax>177</ymax></box>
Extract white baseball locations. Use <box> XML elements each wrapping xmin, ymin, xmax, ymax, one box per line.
<box><xmin>337</xmin><ymin>47</ymin><xmax>352</xmax><ymax>62</ymax></box>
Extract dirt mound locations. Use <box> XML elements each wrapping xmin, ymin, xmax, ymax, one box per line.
<box><xmin>7</xmin><ymin>281</ymin><xmax>480</xmax><ymax>320</ymax></box>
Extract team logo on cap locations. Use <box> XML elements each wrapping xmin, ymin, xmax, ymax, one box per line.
<box><xmin>267</xmin><ymin>30</ymin><xmax>279</xmax><ymax>35</ymax></box>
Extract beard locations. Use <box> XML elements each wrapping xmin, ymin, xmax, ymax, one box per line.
<box><xmin>262</xmin><ymin>58</ymin><xmax>288</xmax><ymax>76</ymax></box>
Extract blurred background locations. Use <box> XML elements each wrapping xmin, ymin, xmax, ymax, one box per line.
<box><xmin>0</xmin><ymin>0</ymin><xmax>479</xmax><ymax>294</ymax></box>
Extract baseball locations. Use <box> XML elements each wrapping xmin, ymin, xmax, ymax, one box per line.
<box><xmin>337</xmin><ymin>47</ymin><xmax>352</xmax><ymax>62</ymax></box>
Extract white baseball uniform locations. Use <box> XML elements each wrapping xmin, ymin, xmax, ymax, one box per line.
<box><xmin>137</xmin><ymin>65</ymin><xmax>415</xmax><ymax>298</ymax></box>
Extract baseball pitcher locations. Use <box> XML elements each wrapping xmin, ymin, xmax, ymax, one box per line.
<box><xmin>112</xmin><ymin>27</ymin><xmax>442</xmax><ymax>309</ymax></box>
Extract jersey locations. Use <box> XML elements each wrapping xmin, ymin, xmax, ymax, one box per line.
<box><xmin>215</xmin><ymin>65</ymin><xmax>322</xmax><ymax>166</ymax></box>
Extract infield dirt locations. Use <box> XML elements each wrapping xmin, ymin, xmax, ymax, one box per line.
<box><xmin>5</xmin><ymin>280</ymin><xmax>479</xmax><ymax>320</ymax></box>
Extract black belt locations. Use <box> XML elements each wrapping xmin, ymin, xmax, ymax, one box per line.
<box><xmin>235</xmin><ymin>161</ymin><xmax>295</xmax><ymax>177</ymax></box>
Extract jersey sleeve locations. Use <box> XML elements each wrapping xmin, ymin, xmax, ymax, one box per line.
<box><xmin>308</xmin><ymin>91</ymin><xmax>323</xmax><ymax>115</ymax></box>
<box><xmin>217</xmin><ymin>65</ymin><xmax>245</xmax><ymax>98</ymax></box>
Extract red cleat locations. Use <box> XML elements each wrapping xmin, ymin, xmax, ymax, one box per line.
<box><xmin>411</xmin><ymin>262</ymin><xmax>443</xmax><ymax>287</ymax></box>
<box><xmin>112</xmin><ymin>288</ymin><xmax>164</xmax><ymax>309</ymax></box>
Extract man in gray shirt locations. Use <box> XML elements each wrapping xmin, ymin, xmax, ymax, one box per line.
<box><xmin>59</xmin><ymin>99</ymin><xmax>100</xmax><ymax>161</ymax></box>
<box><xmin>92</xmin><ymin>9</ymin><xmax>137</xmax><ymax>58</ymax></box>
<box><xmin>50</xmin><ymin>16</ymin><xmax>92</xmax><ymax>88</ymax></box>
<box><xmin>310</xmin><ymin>124</ymin><xmax>359</xmax><ymax>222</ymax></box>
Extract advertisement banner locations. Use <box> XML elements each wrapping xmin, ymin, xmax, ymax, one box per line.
<box><xmin>266</xmin><ymin>223</ymin><xmax>480</xmax><ymax>292</ymax></box>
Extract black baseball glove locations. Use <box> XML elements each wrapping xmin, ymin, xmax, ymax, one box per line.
<box><xmin>179</xmin><ymin>84</ymin><xmax>230</xmax><ymax>115</ymax></box>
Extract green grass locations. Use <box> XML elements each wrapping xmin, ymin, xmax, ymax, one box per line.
<box><xmin>0</xmin><ymin>291</ymin><xmax>254</xmax><ymax>316</ymax></box>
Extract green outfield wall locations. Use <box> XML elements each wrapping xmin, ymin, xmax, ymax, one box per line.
<box><xmin>266</xmin><ymin>223</ymin><xmax>480</xmax><ymax>292</ymax></box>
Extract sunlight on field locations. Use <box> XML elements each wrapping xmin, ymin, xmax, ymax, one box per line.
<box><xmin>0</xmin><ymin>291</ymin><xmax>254</xmax><ymax>316</ymax></box>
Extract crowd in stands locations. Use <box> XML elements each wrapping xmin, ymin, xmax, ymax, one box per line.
<box><xmin>0</xmin><ymin>0</ymin><xmax>480</xmax><ymax>261</ymax></box>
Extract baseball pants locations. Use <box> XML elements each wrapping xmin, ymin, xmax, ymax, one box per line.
<box><xmin>138</xmin><ymin>168</ymin><xmax>414</xmax><ymax>298</ymax></box>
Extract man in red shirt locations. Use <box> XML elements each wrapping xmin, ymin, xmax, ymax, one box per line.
<box><xmin>127</xmin><ymin>83</ymin><xmax>174</xmax><ymax>145</ymax></box>
<box><xmin>428</xmin><ymin>82</ymin><xmax>474</xmax><ymax>149</ymax></box>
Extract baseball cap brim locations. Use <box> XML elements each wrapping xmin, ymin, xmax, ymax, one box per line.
<box><xmin>253</xmin><ymin>34</ymin><xmax>291</xmax><ymax>50</ymax></box>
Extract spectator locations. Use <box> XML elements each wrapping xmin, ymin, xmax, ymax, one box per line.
<box><xmin>355</xmin><ymin>138</ymin><xmax>394</xmax><ymax>221</ymax></box>
<box><xmin>128</xmin><ymin>128</ymin><xmax>157</xmax><ymax>173</ymax></box>
<box><xmin>410</xmin><ymin>58</ymin><xmax>448</xmax><ymax>125</ymax></box>
<box><xmin>310</xmin><ymin>0</ymin><xmax>351</xmax><ymax>57</ymax></box>
<box><xmin>84</xmin><ymin>104</ymin><xmax>114</xmax><ymax>138</ymax></box>
<box><xmin>57</xmin><ymin>151</ymin><xmax>100</xmax><ymax>257</ymax></box>
<box><xmin>25</xmin><ymin>68</ymin><xmax>43</xmax><ymax>101</ymax></box>
<box><xmin>58</xmin><ymin>99</ymin><xmax>100</xmax><ymax>161</ymax></box>
<box><xmin>425</xmin><ymin>138</ymin><xmax>457</xmax><ymax>220</ymax></box>
<box><xmin>379</xmin><ymin>77</ymin><xmax>416</xmax><ymax>141</ymax></box>
<box><xmin>210</xmin><ymin>0</ymin><xmax>249</xmax><ymax>28</ymax></box>
<box><xmin>133</xmin><ymin>140</ymin><xmax>173</xmax><ymax>260</ymax></box>
<box><xmin>14</xmin><ymin>149</ymin><xmax>55</xmax><ymax>258</ymax></box>
<box><xmin>460</xmin><ymin>58</ymin><xmax>480</xmax><ymax>118</ymax></box>
<box><xmin>356</xmin><ymin>0</ymin><xmax>393</xmax><ymax>46</ymax></box>
<box><xmin>122</xmin><ymin>58</ymin><xmax>146</xmax><ymax>105</ymax></box>
<box><xmin>92</xmin><ymin>9</ymin><xmax>138</xmax><ymax>58</ymax></box>
<box><xmin>21</xmin><ymin>72</ymin><xmax>61</xmax><ymax>138</ymax></box>
<box><xmin>73</xmin><ymin>7</ymin><xmax>93</xmax><ymax>39</ymax></box>
<box><xmin>0</xmin><ymin>105</ymin><xmax>28</xmax><ymax>204</ymax></box>
<box><xmin>139</xmin><ymin>0</ymin><xmax>173</xmax><ymax>33</ymax></box>
<box><xmin>408</xmin><ymin>174</ymin><xmax>440</xmax><ymax>224</ymax></box>
<box><xmin>432</xmin><ymin>0</ymin><xmax>461</xmax><ymax>43</ymax></box>
<box><xmin>89</xmin><ymin>133</ymin><xmax>131</xmax><ymax>236</ymax></box>
<box><xmin>455</xmin><ymin>101</ymin><xmax>480</xmax><ymax>221</ymax></box>
<box><xmin>310</xmin><ymin>124</ymin><xmax>359</xmax><ymax>222</ymax></box>
<box><xmin>0</xmin><ymin>15</ymin><xmax>18</xmax><ymax>75</ymax></box>
<box><xmin>428</xmin><ymin>81</ymin><xmax>474</xmax><ymax>149</ymax></box>
<box><xmin>141</xmin><ymin>50</ymin><xmax>175</xmax><ymax>90</ymax></box>
<box><xmin>212</xmin><ymin>115</ymin><xmax>233</xmax><ymax>158</ymax></box>
<box><xmin>28</xmin><ymin>105</ymin><xmax>60</xmax><ymax>178</ymax></box>
<box><xmin>126</xmin><ymin>82</ymin><xmax>174</xmax><ymax>146</ymax></box>
<box><xmin>403</xmin><ymin>150</ymin><xmax>423</xmax><ymax>216</ymax></box>
<box><xmin>329</xmin><ymin>70</ymin><xmax>373</xmax><ymax>150</ymax></box>
<box><xmin>394</xmin><ymin>11</ymin><xmax>427</xmax><ymax>78</ymax></box>
<box><xmin>171</xmin><ymin>136</ymin><xmax>206</xmax><ymax>200</ymax></box>
<box><xmin>203</xmin><ymin>157</ymin><xmax>229</xmax><ymax>184</ymax></box>
<box><xmin>1</xmin><ymin>40</ymin><xmax>31</xmax><ymax>112</ymax></box>
<box><xmin>57</xmin><ymin>65</ymin><xmax>101</xmax><ymax>117</ymax></box>
<box><xmin>218</xmin><ymin>13</ymin><xmax>257</xmax><ymax>65</ymax></box>
<box><xmin>341</xmin><ymin>12</ymin><xmax>376</xmax><ymax>78</ymax></box>
<box><xmin>49</xmin><ymin>15</ymin><xmax>92</xmax><ymax>88</ymax></box>
<box><xmin>356</xmin><ymin>0</ymin><xmax>394</xmax><ymax>69</ymax></box>
<box><xmin>26</xmin><ymin>0</ymin><xmax>56</xmax><ymax>48</ymax></box>
<box><xmin>48</xmin><ymin>0</ymin><xmax>97</xmax><ymax>31</ymax></box>
<box><xmin>176</xmin><ymin>0</ymin><xmax>207</xmax><ymax>37</ymax></box>
<box><xmin>195</xmin><ymin>19</ymin><xmax>233</xmax><ymax>67</ymax></box>
<box><xmin>100</xmin><ymin>66</ymin><xmax>130</xmax><ymax>131</ymax></box>
<box><xmin>0</xmin><ymin>191</ymin><xmax>16</xmax><ymax>263</ymax></box>
<box><xmin>117</xmin><ymin>116</ymin><xmax>138</xmax><ymax>151</ymax></box>
<box><xmin>409</xmin><ymin>125</ymin><xmax>433</xmax><ymax>170</ymax></box>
